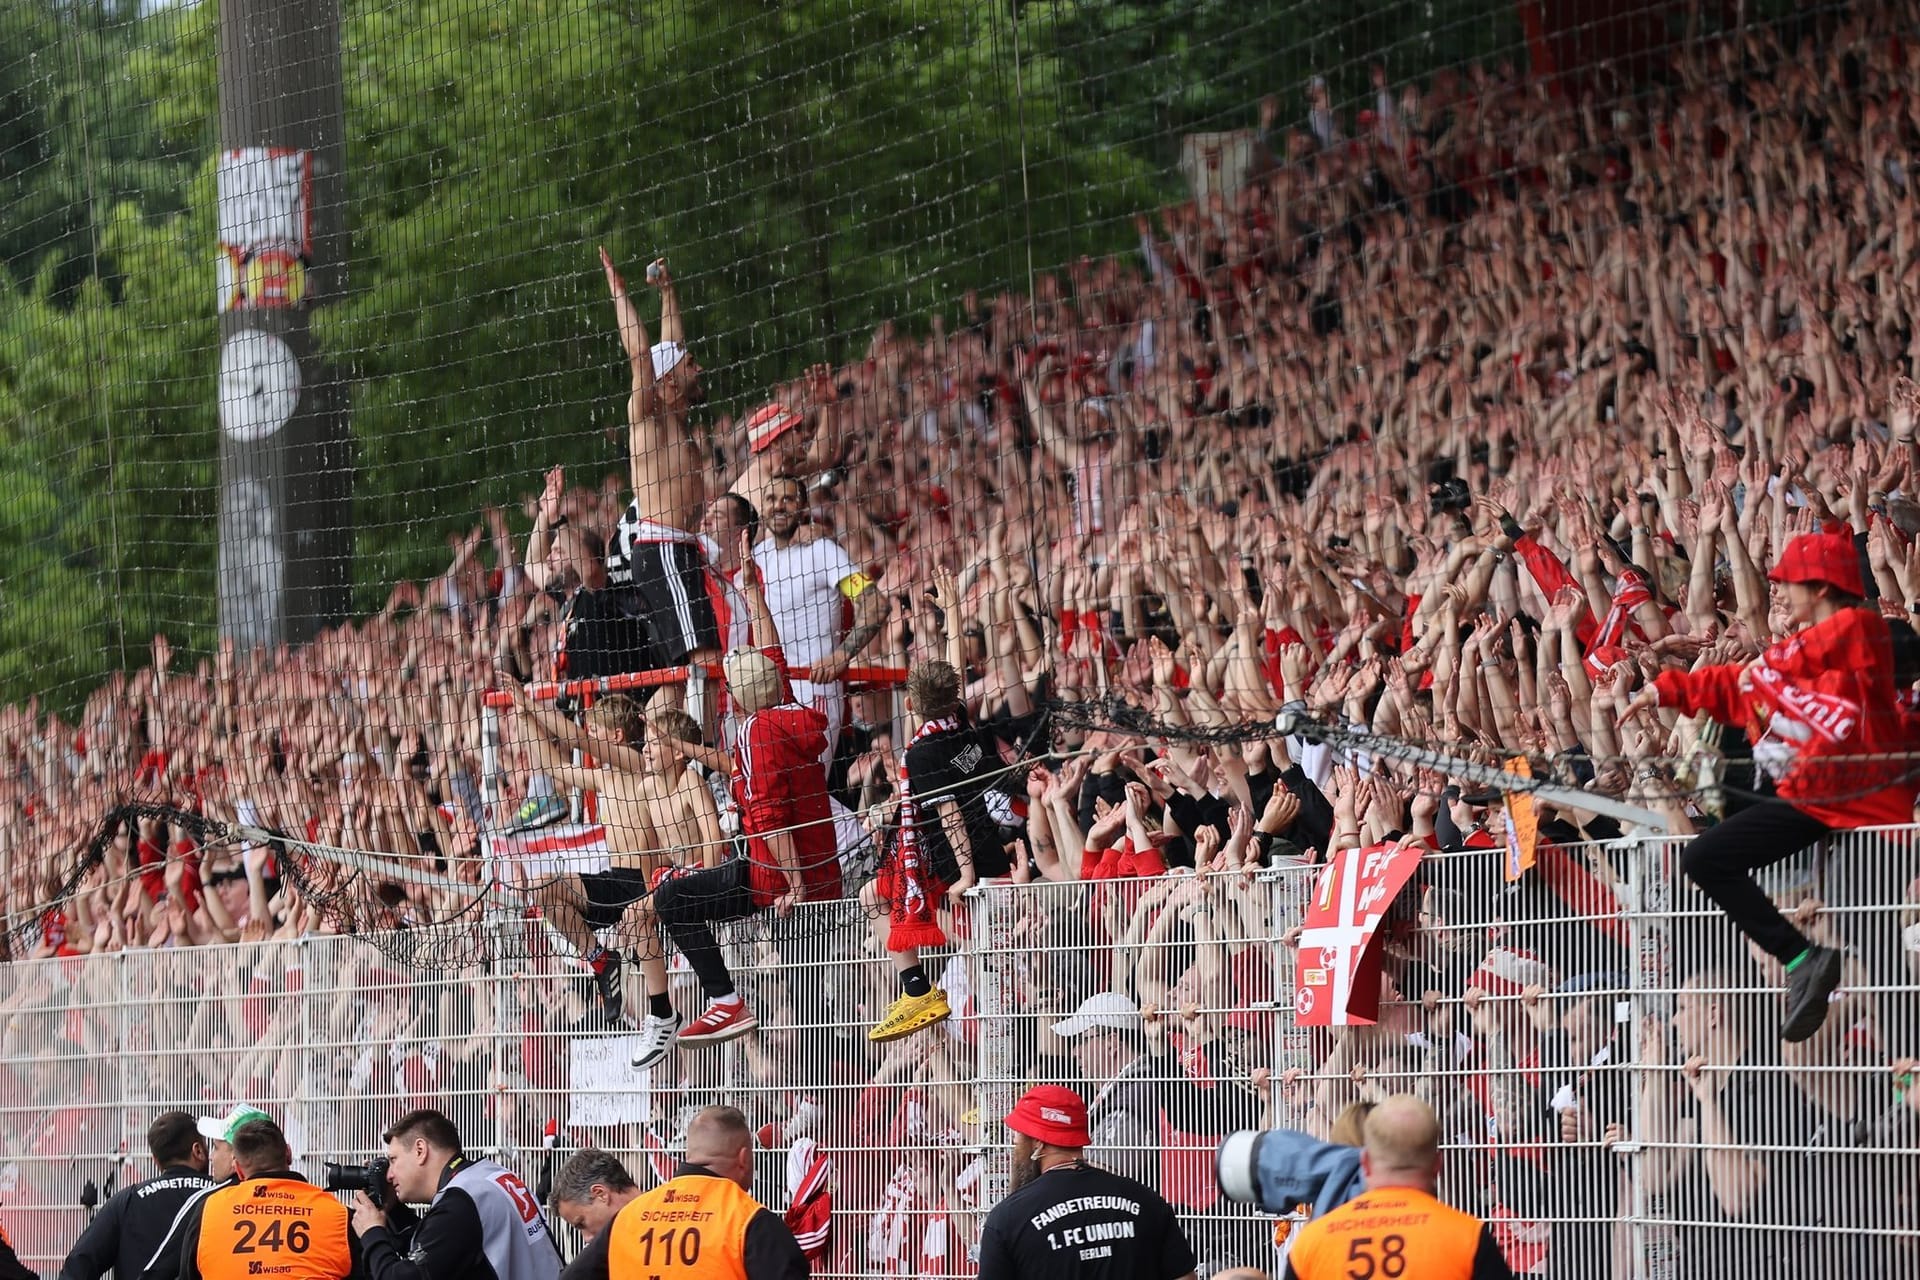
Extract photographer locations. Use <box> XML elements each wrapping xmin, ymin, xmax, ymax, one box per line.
<box><xmin>177</xmin><ymin>1118</ymin><xmax>355</xmax><ymax>1280</ymax></box>
<box><xmin>59</xmin><ymin>1111</ymin><xmax>212</xmax><ymax>1280</ymax></box>
<box><xmin>351</xmin><ymin>1109</ymin><xmax>561</xmax><ymax>1280</ymax></box>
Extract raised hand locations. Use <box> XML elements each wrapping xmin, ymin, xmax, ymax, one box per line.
<box><xmin>598</xmin><ymin>245</ymin><xmax>627</xmax><ymax>297</ymax></box>
<box><xmin>737</xmin><ymin>528</ymin><xmax>762</xmax><ymax>597</ymax></box>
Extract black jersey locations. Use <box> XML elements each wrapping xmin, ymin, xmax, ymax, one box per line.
<box><xmin>903</xmin><ymin>722</ymin><xmax>1010</xmax><ymax>883</ymax></box>
<box><xmin>975</xmin><ymin>1164</ymin><xmax>1194</xmax><ymax>1280</ymax></box>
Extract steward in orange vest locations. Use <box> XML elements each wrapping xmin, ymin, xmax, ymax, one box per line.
<box><xmin>606</xmin><ymin>1107</ymin><xmax>804</xmax><ymax>1280</ymax></box>
<box><xmin>1284</xmin><ymin>1096</ymin><xmax>1513</xmax><ymax>1280</ymax></box>
<box><xmin>177</xmin><ymin>1118</ymin><xmax>357</xmax><ymax>1280</ymax></box>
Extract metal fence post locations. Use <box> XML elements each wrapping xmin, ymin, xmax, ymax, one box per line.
<box><xmin>971</xmin><ymin>884</ymin><xmax>1014</xmax><ymax>1216</ymax></box>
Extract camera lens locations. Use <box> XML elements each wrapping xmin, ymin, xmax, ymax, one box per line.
<box><xmin>1215</xmin><ymin>1130</ymin><xmax>1265</xmax><ymax>1205</ymax></box>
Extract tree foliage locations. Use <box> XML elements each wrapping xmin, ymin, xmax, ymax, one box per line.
<box><xmin>0</xmin><ymin>0</ymin><xmax>1515</xmax><ymax>711</ymax></box>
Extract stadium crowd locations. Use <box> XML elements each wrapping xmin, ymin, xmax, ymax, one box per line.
<box><xmin>1</xmin><ymin>5</ymin><xmax>1919</xmax><ymax>1278</ymax></box>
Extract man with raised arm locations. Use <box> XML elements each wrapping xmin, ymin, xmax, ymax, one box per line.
<box><xmin>597</xmin><ymin>249</ymin><xmax>723</xmax><ymax>712</ymax></box>
<box><xmin>502</xmin><ymin>687</ymin><xmax>662</xmax><ymax>1026</ymax></box>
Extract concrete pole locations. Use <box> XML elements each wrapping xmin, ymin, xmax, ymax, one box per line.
<box><xmin>214</xmin><ymin>0</ymin><xmax>351</xmax><ymax>650</ymax></box>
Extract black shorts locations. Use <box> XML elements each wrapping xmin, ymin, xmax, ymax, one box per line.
<box><xmin>652</xmin><ymin>858</ymin><xmax>757</xmax><ymax>927</ymax></box>
<box><xmin>626</xmin><ymin>539</ymin><xmax>720</xmax><ymax>668</ymax></box>
<box><xmin>579</xmin><ymin>866</ymin><xmax>652</xmax><ymax>930</ymax></box>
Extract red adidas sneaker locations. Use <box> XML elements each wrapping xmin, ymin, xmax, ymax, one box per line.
<box><xmin>676</xmin><ymin>999</ymin><xmax>758</xmax><ymax>1046</ymax></box>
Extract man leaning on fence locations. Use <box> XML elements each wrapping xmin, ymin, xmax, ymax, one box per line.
<box><xmin>547</xmin><ymin>1151</ymin><xmax>643</xmax><ymax>1280</ymax></box>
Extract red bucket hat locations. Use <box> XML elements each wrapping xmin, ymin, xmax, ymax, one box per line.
<box><xmin>1767</xmin><ymin>531</ymin><xmax>1864</xmax><ymax>598</ymax></box>
<box><xmin>1004</xmin><ymin>1085</ymin><xmax>1090</xmax><ymax>1148</ymax></box>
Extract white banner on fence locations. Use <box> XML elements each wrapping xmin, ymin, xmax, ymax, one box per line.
<box><xmin>566</xmin><ymin>1036</ymin><xmax>651</xmax><ymax>1128</ymax></box>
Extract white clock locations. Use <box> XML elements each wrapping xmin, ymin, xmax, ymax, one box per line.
<box><xmin>218</xmin><ymin>328</ymin><xmax>301</xmax><ymax>442</ymax></box>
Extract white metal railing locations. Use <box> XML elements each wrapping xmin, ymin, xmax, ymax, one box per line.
<box><xmin>0</xmin><ymin>832</ymin><xmax>1914</xmax><ymax>1276</ymax></box>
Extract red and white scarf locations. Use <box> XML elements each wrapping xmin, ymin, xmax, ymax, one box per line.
<box><xmin>1582</xmin><ymin>569</ymin><xmax>1653</xmax><ymax>678</ymax></box>
<box><xmin>884</xmin><ymin>716</ymin><xmax>960</xmax><ymax>950</ymax></box>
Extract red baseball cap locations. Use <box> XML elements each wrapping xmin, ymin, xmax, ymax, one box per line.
<box><xmin>746</xmin><ymin>402</ymin><xmax>805</xmax><ymax>454</ymax></box>
<box><xmin>1004</xmin><ymin>1085</ymin><xmax>1089</xmax><ymax>1147</ymax></box>
<box><xmin>1767</xmin><ymin>531</ymin><xmax>1864</xmax><ymax>598</ymax></box>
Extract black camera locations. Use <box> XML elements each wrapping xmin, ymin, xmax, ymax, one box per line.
<box><xmin>324</xmin><ymin>1156</ymin><xmax>393</xmax><ymax>1209</ymax></box>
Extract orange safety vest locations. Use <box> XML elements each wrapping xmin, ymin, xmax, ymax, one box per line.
<box><xmin>1286</xmin><ymin>1186</ymin><xmax>1489</xmax><ymax>1280</ymax></box>
<box><xmin>607</xmin><ymin>1172</ymin><xmax>760</xmax><ymax>1280</ymax></box>
<box><xmin>195</xmin><ymin>1176</ymin><xmax>353</xmax><ymax>1280</ymax></box>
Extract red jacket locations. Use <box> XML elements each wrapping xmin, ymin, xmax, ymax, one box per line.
<box><xmin>732</xmin><ymin>650</ymin><xmax>843</xmax><ymax>905</ymax></box>
<box><xmin>1651</xmin><ymin>607</ymin><xmax>1920</xmax><ymax>827</ymax></box>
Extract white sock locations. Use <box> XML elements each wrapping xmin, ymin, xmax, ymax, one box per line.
<box><xmin>712</xmin><ymin>994</ymin><xmax>743</xmax><ymax>1009</ymax></box>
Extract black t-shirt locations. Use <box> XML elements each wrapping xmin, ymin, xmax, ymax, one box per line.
<box><xmin>904</xmin><ymin>724</ymin><xmax>1011</xmax><ymax>883</ymax></box>
<box><xmin>976</xmin><ymin>1164</ymin><xmax>1195</xmax><ymax>1280</ymax></box>
<box><xmin>562</xmin><ymin>587</ymin><xmax>652</xmax><ymax>681</ymax></box>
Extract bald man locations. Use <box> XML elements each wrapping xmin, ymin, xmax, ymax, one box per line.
<box><xmin>1283</xmin><ymin>1096</ymin><xmax>1514</xmax><ymax>1280</ymax></box>
<box><xmin>604</xmin><ymin>1107</ymin><xmax>806</xmax><ymax>1280</ymax></box>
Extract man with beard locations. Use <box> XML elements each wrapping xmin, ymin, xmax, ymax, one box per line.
<box><xmin>597</xmin><ymin>249</ymin><xmax>722</xmax><ymax>715</ymax></box>
<box><xmin>751</xmin><ymin>474</ymin><xmax>887</xmax><ymax>767</ymax></box>
<box><xmin>975</xmin><ymin>1086</ymin><xmax>1196</xmax><ymax>1280</ymax></box>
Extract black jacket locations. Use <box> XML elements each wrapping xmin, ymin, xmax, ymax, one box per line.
<box><xmin>57</xmin><ymin>1165</ymin><xmax>214</xmax><ymax>1280</ymax></box>
<box><xmin>0</xmin><ymin>1226</ymin><xmax>35</xmax><ymax>1280</ymax></box>
<box><xmin>357</xmin><ymin>1156</ymin><xmax>561</xmax><ymax>1280</ymax></box>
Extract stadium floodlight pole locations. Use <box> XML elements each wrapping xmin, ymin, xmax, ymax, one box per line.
<box><xmin>1272</xmin><ymin>707</ymin><xmax>1675</xmax><ymax>834</ymax></box>
<box><xmin>214</xmin><ymin>0</ymin><xmax>352</xmax><ymax>649</ymax></box>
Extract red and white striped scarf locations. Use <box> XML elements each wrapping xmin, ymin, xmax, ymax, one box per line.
<box><xmin>885</xmin><ymin>716</ymin><xmax>960</xmax><ymax>950</ymax></box>
<box><xmin>1582</xmin><ymin>569</ymin><xmax>1652</xmax><ymax>678</ymax></box>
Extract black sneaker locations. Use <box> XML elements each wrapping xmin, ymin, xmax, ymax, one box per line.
<box><xmin>588</xmin><ymin>951</ymin><xmax>624</xmax><ymax>1022</ymax></box>
<box><xmin>1781</xmin><ymin>945</ymin><xmax>1843</xmax><ymax>1043</ymax></box>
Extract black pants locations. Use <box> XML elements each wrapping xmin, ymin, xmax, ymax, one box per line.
<box><xmin>1679</xmin><ymin>798</ymin><xmax>1830</xmax><ymax>965</ymax></box>
<box><xmin>652</xmin><ymin>860</ymin><xmax>757</xmax><ymax>999</ymax></box>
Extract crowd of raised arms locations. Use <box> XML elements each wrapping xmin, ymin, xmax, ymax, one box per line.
<box><xmin>3</xmin><ymin>5</ymin><xmax>1920</xmax><ymax>1278</ymax></box>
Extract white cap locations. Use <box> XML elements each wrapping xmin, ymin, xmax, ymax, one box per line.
<box><xmin>1050</xmin><ymin>990</ymin><xmax>1141</xmax><ymax>1038</ymax></box>
<box><xmin>650</xmin><ymin>340</ymin><xmax>686</xmax><ymax>380</ymax></box>
<box><xmin>723</xmin><ymin>647</ymin><xmax>781</xmax><ymax>713</ymax></box>
<box><xmin>197</xmin><ymin>1103</ymin><xmax>270</xmax><ymax>1145</ymax></box>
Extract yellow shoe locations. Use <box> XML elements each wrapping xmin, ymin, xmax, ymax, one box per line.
<box><xmin>868</xmin><ymin>988</ymin><xmax>952</xmax><ymax>1043</ymax></box>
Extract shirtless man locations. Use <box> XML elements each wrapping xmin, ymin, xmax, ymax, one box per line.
<box><xmin>507</xmin><ymin>689</ymin><xmax>665</xmax><ymax>1022</ymax></box>
<box><xmin>634</xmin><ymin>707</ymin><xmax>728</xmax><ymax>872</ymax></box>
<box><xmin>598</xmin><ymin>249</ymin><xmax>721</xmax><ymax>712</ymax></box>
<box><xmin>504</xmin><ymin>688</ymin><xmax>728</xmax><ymax>1067</ymax></box>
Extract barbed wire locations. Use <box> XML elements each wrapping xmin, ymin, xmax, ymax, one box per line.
<box><xmin>28</xmin><ymin>692</ymin><xmax>1920</xmax><ymax>971</ymax></box>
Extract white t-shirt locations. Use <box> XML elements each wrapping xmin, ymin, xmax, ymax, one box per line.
<box><xmin>752</xmin><ymin>535</ymin><xmax>864</xmax><ymax>668</ymax></box>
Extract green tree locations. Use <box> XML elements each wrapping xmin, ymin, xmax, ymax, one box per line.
<box><xmin>0</xmin><ymin>0</ymin><xmax>1560</xmax><ymax>713</ymax></box>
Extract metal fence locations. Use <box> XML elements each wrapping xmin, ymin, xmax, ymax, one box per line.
<box><xmin>0</xmin><ymin>832</ymin><xmax>1915</xmax><ymax>1276</ymax></box>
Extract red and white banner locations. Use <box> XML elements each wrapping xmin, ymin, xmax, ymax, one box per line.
<box><xmin>1294</xmin><ymin>841</ymin><xmax>1425</xmax><ymax>1026</ymax></box>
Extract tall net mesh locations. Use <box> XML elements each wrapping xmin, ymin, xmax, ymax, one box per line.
<box><xmin>5</xmin><ymin>0</ymin><xmax>1920</xmax><ymax>1271</ymax></box>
